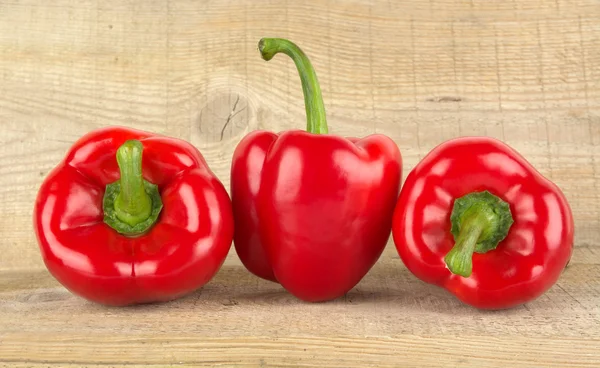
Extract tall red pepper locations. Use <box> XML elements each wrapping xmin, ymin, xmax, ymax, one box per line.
<box><xmin>34</xmin><ymin>127</ymin><xmax>233</xmax><ymax>306</ymax></box>
<box><xmin>231</xmin><ymin>38</ymin><xmax>402</xmax><ymax>302</ymax></box>
<box><xmin>392</xmin><ymin>137</ymin><xmax>574</xmax><ymax>309</ymax></box>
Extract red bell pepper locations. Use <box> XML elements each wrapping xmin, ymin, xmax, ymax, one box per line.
<box><xmin>392</xmin><ymin>137</ymin><xmax>574</xmax><ymax>309</ymax></box>
<box><xmin>231</xmin><ymin>38</ymin><xmax>402</xmax><ymax>302</ymax></box>
<box><xmin>34</xmin><ymin>127</ymin><xmax>233</xmax><ymax>306</ymax></box>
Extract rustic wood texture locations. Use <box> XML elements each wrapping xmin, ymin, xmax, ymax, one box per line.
<box><xmin>1</xmin><ymin>0</ymin><xmax>599</xmax><ymax>366</ymax></box>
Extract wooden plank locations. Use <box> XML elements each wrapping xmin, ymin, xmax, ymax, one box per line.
<box><xmin>1</xmin><ymin>334</ymin><xmax>599</xmax><ymax>368</ymax></box>
<box><xmin>0</xmin><ymin>247</ymin><xmax>599</xmax><ymax>366</ymax></box>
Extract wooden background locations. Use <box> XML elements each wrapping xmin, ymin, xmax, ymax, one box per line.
<box><xmin>1</xmin><ymin>0</ymin><xmax>599</xmax><ymax>366</ymax></box>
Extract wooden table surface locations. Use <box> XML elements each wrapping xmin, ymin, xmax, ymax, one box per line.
<box><xmin>1</xmin><ymin>0</ymin><xmax>600</xmax><ymax>366</ymax></box>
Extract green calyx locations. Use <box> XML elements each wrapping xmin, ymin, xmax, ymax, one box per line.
<box><xmin>258</xmin><ymin>38</ymin><xmax>328</xmax><ymax>134</ymax></box>
<box><xmin>103</xmin><ymin>140</ymin><xmax>163</xmax><ymax>236</ymax></box>
<box><xmin>444</xmin><ymin>191</ymin><xmax>514</xmax><ymax>277</ymax></box>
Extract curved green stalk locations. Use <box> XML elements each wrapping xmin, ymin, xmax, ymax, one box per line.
<box><xmin>259</xmin><ymin>38</ymin><xmax>328</xmax><ymax>134</ymax></box>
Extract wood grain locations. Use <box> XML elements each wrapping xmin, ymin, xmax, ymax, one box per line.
<box><xmin>1</xmin><ymin>0</ymin><xmax>599</xmax><ymax>366</ymax></box>
<box><xmin>1</xmin><ymin>246</ymin><xmax>599</xmax><ymax>367</ymax></box>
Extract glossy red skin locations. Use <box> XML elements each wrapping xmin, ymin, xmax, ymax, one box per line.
<box><xmin>34</xmin><ymin>127</ymin><xmax>233</xmax><ymax>306</ymax></box>
<box><xmin>392</xmin><ymin>137</ymin><xmax>574</xmax><ymax>309</ymax></box>
<box><xmin>232</xmin><ymin>130</ymin><xmax>402</xmax><ymax>302</ymax></box>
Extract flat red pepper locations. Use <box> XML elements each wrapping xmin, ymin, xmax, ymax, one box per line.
<box><xmin>392</xmin><ymin>137</ymin><xmax>574</xmax><ymax>309</ymax></box>
<box><xmin>231</xmin><ymin>38</ymin><xmax>402</xmax><ymax>302</ymax></box>
<box><xmin>34</xmin><ymin>127</ymin><xmax>233</xmax><ymax>306</ymax></box>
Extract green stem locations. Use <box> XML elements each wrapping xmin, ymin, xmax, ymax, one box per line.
<box><xmin>103</xmin><ymin>140</ymin><xmax>163</xmax><ymax>236</ymax></box>
<box><xmin>444</xmin><ymin>217</ymin><xmax>484</xmax><ymax>277</ymax></box>
<box><xmin>114</xmin><ymin>140</ymin><xmax>152</xmax><ymax>226</ymax></box>
<box><xmin>444</xmin><ymin>191</ymin><xmax>514</xmax><ymax>278</ymax></box>
<box><xmin>258</xmin><ymin>38</ymin><xmax>328</xmax><ymax>134</ymax></box>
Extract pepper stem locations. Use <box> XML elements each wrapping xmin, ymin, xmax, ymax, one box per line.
<box><xmin>258</xmin><ymin>38</ymin><xmax>328</xmax><ymax>134</ymax></box>
<box><xmin>103</xmin><ymin>140</ymin><xmax>163</xmax><ymax>236</ymax></box>
<box><xmin>444</xmin><ymin>191</ymin><xmax>514</xmax><ymax>277</ymax></box>
<box><xmin>114</xmin><ymin>140</ymin><xmax>152</xmax><ymax>225</ymax></box>
<box><xmin>444</xmin><ymin>217</ymin><xmax>485</xmax><ymax>277</ymax></box>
